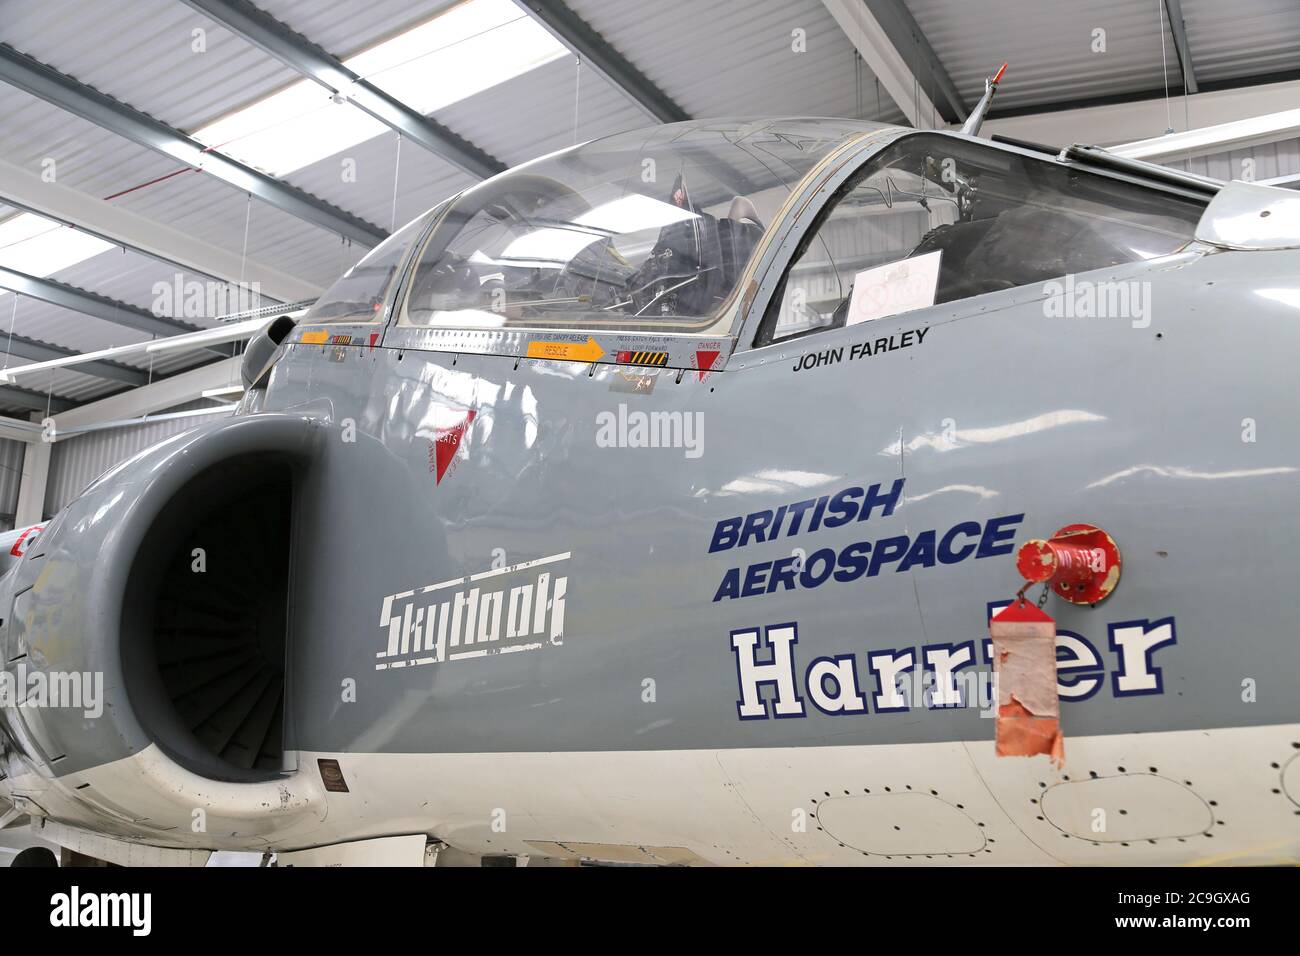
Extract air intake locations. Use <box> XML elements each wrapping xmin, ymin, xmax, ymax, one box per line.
<box><xmin>121</xmin><ymin>452</ymin><xmax>296</xmax><ymax>782</ymax></box>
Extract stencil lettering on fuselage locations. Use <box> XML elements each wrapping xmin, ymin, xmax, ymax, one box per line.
<box><xmin>728</xmin><ymin>605</ymin><xmax>1177</xmax><ymax>721</ymax></box>
<box><xmin>708</xmin><ymin>478</ymin><xmax>1024</xmax><ymax>600</ymax></box>
<box><xmin>375</xmin><ymin>552</ymin><xmax>569</xmax><ymax>671</ymax></box>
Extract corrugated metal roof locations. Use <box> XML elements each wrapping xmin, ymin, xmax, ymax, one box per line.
<box><xmin>109</xmin><ymin>167</ymin><xmax>368</xmax><ymax>288</ymax></box>
<box><xmin>1</xmin><ymin>365</ymin><xmax>117</xmax><ymax>406</ymax></box>
<box><xmin>0</xmin><ymin>241</ymin><xmax>249</xmax><ymax>412</ymax></box>
<box><xmin>0</xmin><ymin>0</ymin><xmax>459</xmax><ymax>131</ymax></box>
<box><xmin>0</xmin><ymin>0</ymin><xmax>299</xmax><ymax>131</ymax></box>
<box><xmin>566</xmin><ymin>0</ymin><xmax>905</xmax><ymax>124</ymax></box>
<box><xmin>0</xmin><ymin>83</ymin><xmax>355</xmax><ymax>290</ymax></box>
<box><xmin>0</xmin><ymin>84</ymin><xmax>178</xmax><ymax>201</ymax></box>
<box><xmin>4</xmin><ymin>242</ymin><xmax>246</xmax><ymax>341</ymax></box>
<box><xmin>0</xmin><ymin>0</ymin><xmax>466</xmax><ymax>309</ymax></box>
<box><xmin>439</xmin><ymin>55</ymin><xmax>650</xmax><ymax>166</ymax></box>
<box><xmin>253</xmin><ymin>0</ymin><xmax>462</xmax><ymax>62</ymax></box>
<box><xmin>907</xmin><ymin>0</ymin><xmax>1182</xmax><ymax>112</ymax></box>
<box><xmin>1181</xmin><ymin>0</ymin><xmax>1300</xmax><ymax>84</ymax></box>
<box><xmin>282</xmin><ymin>126</ymin><xmax>476</xmax><ymax>233</ymax></box>
<box><xmin>0</xmin><ymin>0</ymin><xmax>655</xmax><ymax>403</ymax></box>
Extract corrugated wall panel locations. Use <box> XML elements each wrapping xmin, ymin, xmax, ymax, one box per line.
<box><xmin>1162</xmin><ymin>137</ymin><xmax>1300</xmax><ymax>183</ymax></box>
<box><xmin>44</xmin><ymin>400</ymin><xmax>230</xmax><ymax>515</ymax></box>
<box><xmin>0</xmin><ymin>436</ymin><xmax>25</xmax><ymax>529</ymax></box>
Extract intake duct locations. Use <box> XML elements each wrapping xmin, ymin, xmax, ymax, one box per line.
<box><xmin>120</xmin><ymin>452</ymin><xmax>294</xmax><ymax>782</ymax></box>
<box><xmin>0</xmin><ymin>414</ymin><xmax>322</xmax><ymax>787</ymax></box>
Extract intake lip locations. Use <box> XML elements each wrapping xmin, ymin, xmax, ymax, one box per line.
<box><xmin>0</xmin><ymin>413</ymin><xmax>325</xmax><ymax>783</ymax></box>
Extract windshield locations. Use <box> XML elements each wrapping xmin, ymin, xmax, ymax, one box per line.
<box><xmin>301</xmin><ymin>211</ymin><xmax>434</xmax><ymax>324</ymax></box>
<box><xmin>399</xmin><ymin>119</ymin><xmax>885</xmax><ymax>332</ymax></box>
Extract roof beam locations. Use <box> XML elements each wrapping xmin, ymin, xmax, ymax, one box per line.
<box><xmin>1162</xmin><ymin>0</ymin><xmax>1198</xmax><ymax>95</ymax></box>
<box><xmin>1259</xmin><ymin>172</ymin><xmax>1300</xmax><ymax>188</ymax></box>
<box><xmin>0</xmin><ymin>415</ymin><xmax>38</xmax><ymax>445</ymax></box>
<box><xmin>513</xmin><ymin>0</ymin><xmax>689</xmax><ymax>124</ymax></box>
<box><xmin>0</xmin><ymin>42</ymin><xmax>388</xmax><ymax>246</ymax></box>
<box><xmin>1112</xmin><ymin>106</ymin><xmax>1300</xmax><ymax>163</ymax></box>
<box><xmin>977</xmin><ymin>77</ymin><xmax>1300</xmax><ymax>150</ymax></box>
<box><xmin>0</xmin><ymin>156</ymin><xmax>322</xmax><ymax>303</ymax></box>
<box><xmin>0</xmin><ymin>384</ymin><xmax>72</xmax><ymax>415</ymax></box>
<box><xmin>178</xmin><ymin>0</ymin><xmax>505</xmax><ymax>180</ymax></box>
<box><xmin>0</xmin><ymin>357</ymin><xmax>241</xmax><ymax>436</ymax></box>
<box><xmin>821</xmin><ymin>0</ymin><xmax>940</xmax><ymax>128</ymax></box>
<box><xmin>55</xmin><ymin>356</ymin><xmax>242</xmax><ymax>429</ymax></box>
<box><xmin>0</xmin><ymin>311</ymin><xmax>304</xmax><ymax>385</ymax></box>
<box><xmin>1</xmin><ymin>335</ymin><xmax>147</xmax><ymax>387</ymax></box>
<box><xmin>0</xmin><ymin>265</ymin><xmax>208</xmax><ymax>341</ymax></box>
<box><xmin>863</xmin><ymin>0</ymin><xmax>966</xmax><ymax>122</ymax></box>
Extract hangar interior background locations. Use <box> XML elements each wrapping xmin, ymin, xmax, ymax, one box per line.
<box><xmin>0</xmin><ymin>0</ymin><xmax>1297</xmax><ymax>538</ymax></box>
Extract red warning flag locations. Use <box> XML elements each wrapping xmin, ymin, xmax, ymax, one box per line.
<box><xmin>990</xmin><ymin>599</ymin><xmax>1064</xmax><ymax>767</ymax></box>
<box><xmin>433</xmin><ymin>410</ymin><xmax>476</xmax><ymax>484</ymax></box>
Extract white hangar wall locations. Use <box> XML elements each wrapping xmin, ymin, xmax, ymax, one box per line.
<box><xmin>42</xmin><ymin>400</ymin><xmax>230</xmax><ymax>517</ymax></box>
<box><xmin>1162</xmin><ymin>136</ymin><xmax>1300</xmax><ymax>183</ymax></box>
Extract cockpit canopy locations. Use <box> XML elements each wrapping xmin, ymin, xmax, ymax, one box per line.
<box><xmin>303</xmin><ymin>119</ymin><xmax>885</xmax><ymax>331</ymax></box>
<box><xmin>304</xmin><ymin>119</ymin><xmax>1208</xmax><ymax>343</ymax></box>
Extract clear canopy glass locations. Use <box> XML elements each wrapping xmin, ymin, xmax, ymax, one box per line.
<box><xmin>398</xmin><ymin>119</ymin><xmax>884</xmax><ymax>332</ymax></box>
<box><xmin>300</xmin><ymin>212</ymin><xmax>434</xmax><ymax>325</ymax></box>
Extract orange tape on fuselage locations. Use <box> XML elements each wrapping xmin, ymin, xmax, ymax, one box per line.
<box><xmin>990</xmin><ymin>600</ymin><xmax>1064</xmax><ymax>768</ymax></box>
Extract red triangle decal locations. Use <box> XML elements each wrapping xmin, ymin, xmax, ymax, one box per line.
<box><xmin>696</xmin><ymin>350</ymin><xmax>720</xmax><ymax>381</ymax></box>
<box><xmin>434</xmin><ymin>409</ymin><xmax>475</xmax><ymax>484</ymax></box>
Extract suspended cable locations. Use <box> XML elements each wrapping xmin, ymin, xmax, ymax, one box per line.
<box><xmin>239</xmin><ymin>193</ymin><xmax>252</xmax><ymax>285</ymax></box>
<box><xmin>2</xmin><ymin>293</ymin><xmax>17</xmax><ymax>371</ymax></box>
<box><xmin>390</xmin><ymin>133</ymin><xmax>403</xmax><ymax>231</ymax></box>
<box><xmin>854</xmin><ymin>50</ymin><xmax>862</xmax><ymax>120</ymax></box>
<box><xmin>573</xmin><ymin>54</ymin><xmax>583</xmax><ymax>144</ymax></box>
<box><xmin>1158</xmin><ymin>0</ymin><xmax>1173</xmax><ymax>134</ymax></box>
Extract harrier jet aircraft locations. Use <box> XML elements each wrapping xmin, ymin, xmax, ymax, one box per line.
<box><xmin>1</xmin><ymin>114</ymin><xmax>1298</xmax><ymax>867</ymax></box>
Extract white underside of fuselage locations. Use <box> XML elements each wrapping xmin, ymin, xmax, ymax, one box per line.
<box><xmin>9</xmin><ymin>723</ymin><xmax>1299</xmax><ymax>866</ymax></box>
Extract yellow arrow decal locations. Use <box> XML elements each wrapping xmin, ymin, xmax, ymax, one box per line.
<box><xmin>526</xmin><ymin>337</ymin><xmax>605</xmax><ymax>363</ymax></box>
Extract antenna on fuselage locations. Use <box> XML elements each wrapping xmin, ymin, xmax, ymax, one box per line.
<box><xmin>960</xmin><ymin>62</ymin><xmax>1008</xmax><ymax>138</ymax></box>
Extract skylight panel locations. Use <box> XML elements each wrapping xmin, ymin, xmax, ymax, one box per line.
<box><xmin>0</xmin><ymin>213</ymin><xmax>115</xmax><ymax>288</ymax></box>
<box><xmin>194</xmin><ymin>0</ymin><xmax>567</xmax><ymax>176</ymax></box>
<box><xmin>0</xmin><ymin>0</ymin><xmax>567</xmax><ymax>291</ymax></box>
